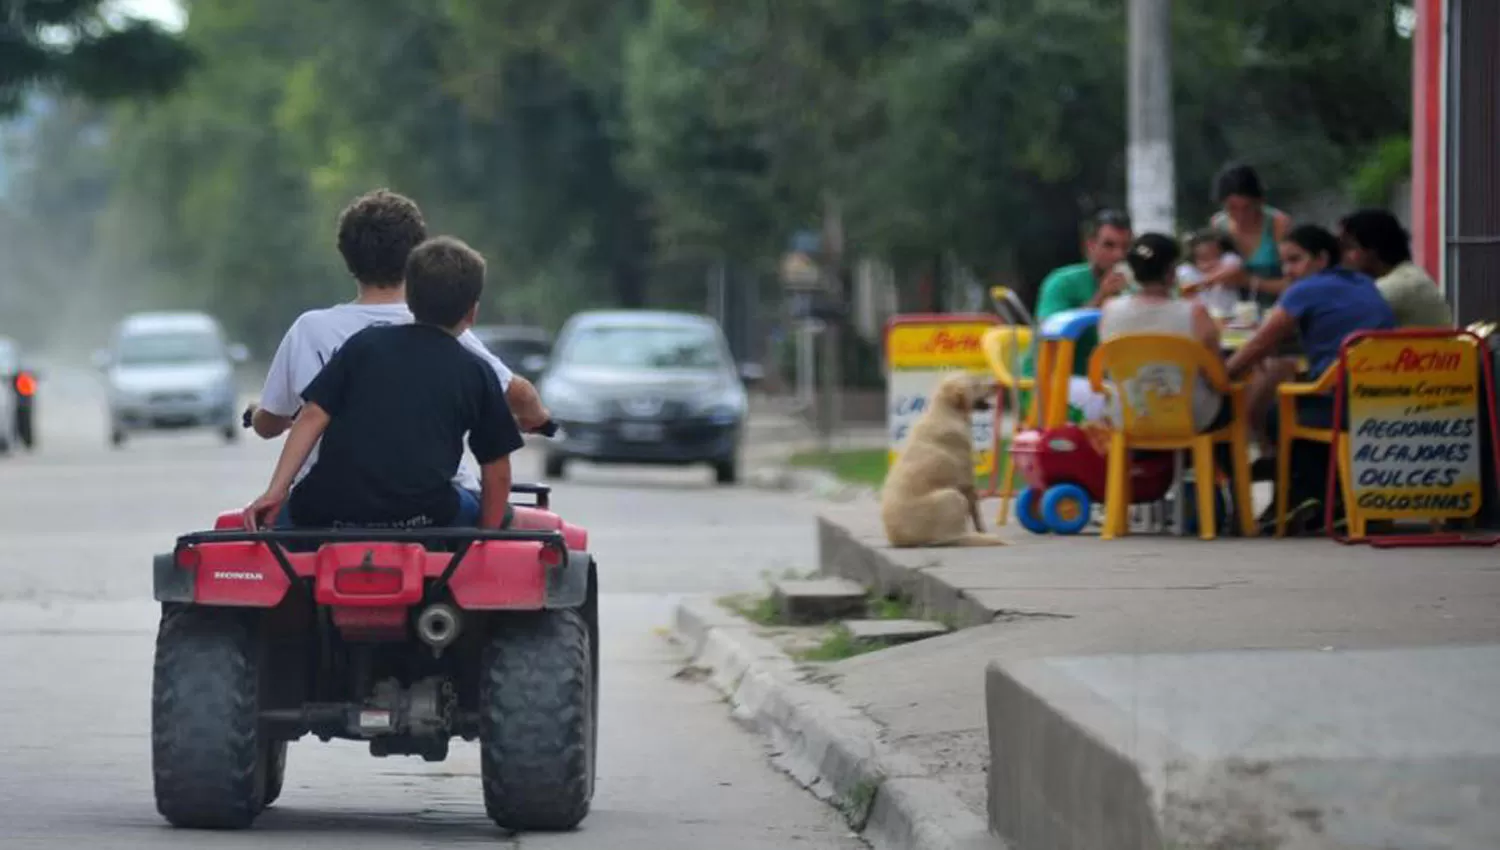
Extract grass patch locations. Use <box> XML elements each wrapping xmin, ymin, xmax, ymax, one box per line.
<box><xmin>792</xmin><ymin>626</ymin><xmax>877</xmax><ymax>662</ymax></box>
<box><xmin>788</xmin><ymin>446</ymin><xmax>1004</xmax><ymax>489</ymax></box>
<box><xmin>788</xmin><ymin>448</ymin><xmax>890</xmax><ymax>487</ymax></box>
<box><xmin>869</xmin><ymin>594</ymin><xmax>912</xmax><ymax>620</ymax></box>
<box><xmin>717</xmin><ymin>593</ymin><xmax>782</xmax><ymax>626</ymax></box>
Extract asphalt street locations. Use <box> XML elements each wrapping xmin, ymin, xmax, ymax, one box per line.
<box><xmin>0</xmin><ymin>363</ymin><xmax>862</xmax><ymax>849</ymax></box>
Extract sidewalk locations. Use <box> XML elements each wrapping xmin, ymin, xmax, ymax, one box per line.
<box><xmin>813</xmin><ymin>503</ymin><xmax>1500</xmax><ymax>847</ymax></box>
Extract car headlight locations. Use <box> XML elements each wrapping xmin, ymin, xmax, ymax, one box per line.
<box><xmin>695</xmin><ymin>389</ymin><xmax>745</xmax><ymax>425</ymax></box>
<box><xmin>543</xmin><ymin>383</ymin><xmax>606</xmax><ymax>424</ymax></box>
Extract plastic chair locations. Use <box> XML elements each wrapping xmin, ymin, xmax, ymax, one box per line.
<box><xmin>1088</xmin><ymin>334</ymin><xmax>1256</xmax><ymax>541</ymax></box>
<box><xmin>1274</xmin><ymin>364</ymin><xmax>1359</xmax><ymax>538</ymax></box>
<box><xmin>981</xmin><ymin>326</ymin><xmax>1035</xmax><ymax>524</ymax></box>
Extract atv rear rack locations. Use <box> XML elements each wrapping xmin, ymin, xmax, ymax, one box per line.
<box><xmin>173</xmin><ymin>527</ymin><xmax>569</xmax><ymax>603</ymax></box>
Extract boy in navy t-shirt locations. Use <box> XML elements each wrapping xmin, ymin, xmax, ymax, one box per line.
<box><xmin>244</xmin><ymin>236</ymin><xmax>523</xmax><ymax>530</ymax></box>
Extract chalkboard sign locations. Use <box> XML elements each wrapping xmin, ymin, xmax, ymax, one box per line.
<box><xmin>1345</xmin><ymin>334</ymin><xmax>1484</xmax><ymax>521</ymax></box>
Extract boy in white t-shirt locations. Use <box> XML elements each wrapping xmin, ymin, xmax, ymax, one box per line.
<box><xmin>244</xmin><ymin>189</ymin><xmax>548</xmax><ymax>506</ymax></box>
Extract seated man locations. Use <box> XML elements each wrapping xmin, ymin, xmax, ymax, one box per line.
<box><xmin>1018</xmin><ymin>209</ymin><xmax>1133</xmax><ymax>422</ymax></box>
<box><xmin>244</xmin><ymin>237</ymin><xmax>522</xmax><ymax>530</ymax></box>
<box><xmin>246</xmin><ymin>189</ymin><xmax>546</xmax><ymax>499</ymax></box>
<box><xmin>1338</xmin><ymin>208</ymin><xmax>1452</xmax><ymax>328</ymax></box>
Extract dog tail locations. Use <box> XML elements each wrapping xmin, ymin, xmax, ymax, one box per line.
<box><xmin>946</xmin><ymin>533</ymin><xmax>1008</xmax><ymax>547</ymax></box>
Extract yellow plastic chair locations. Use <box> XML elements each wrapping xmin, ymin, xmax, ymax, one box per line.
<box><xmin>1088</xmin><ymin>334</ymin><xmax>1256</xmax><ymax>541</ymax></box>
<box><xmin>980</xmin><ymin>326</ymin><xmax>1035</xmax><ymax>524</ymax></box>
<box><xmin>1274</xmin><ymin>365</ymin><xmax>1359</xmax><ymax>538</ymax></box>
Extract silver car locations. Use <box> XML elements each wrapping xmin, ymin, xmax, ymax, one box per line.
<box><xmin>539</xmin><ymin>310</ymin><xmax>751</xmax><ymax>484</ymax></box>
<box><xmin>94</xmin><ymin>312</ymin><xmax>248</xmax><ymax>447</ymax></box>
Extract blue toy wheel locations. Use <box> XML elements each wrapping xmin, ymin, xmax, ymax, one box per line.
<box><xmin>1014</xmin><ymin>487</ymin><xmax>1050</xmax><ymax>534</ymax></box>
<box><xmin>1041</xmin><ymin>484</ymin><xmax>1092</xmax><ymax>535</ymax></box>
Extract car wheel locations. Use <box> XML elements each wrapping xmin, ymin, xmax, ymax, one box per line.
<box><xmin>713</xmin><ymin>456</ymin><xmax>738</xmax><ymax>486</ymax></box>
<box><xmin>544</xmin><ymin>452</ymin><xmax>567</xmax><ymax>479</ymax></box>
<box><xmin>221</xmin><ymin>423</ymin><xmax>238</xmax><ymax>444</ymax></box>
<box><xmin>110</xmin><ymin>426</ymin><xmax>126</xmax><ymax>448</ymax></box>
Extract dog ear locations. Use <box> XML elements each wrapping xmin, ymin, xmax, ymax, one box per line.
<box><xmin>937</xmin><ymin>372</ymin><xmax>969</xmax><ymax>409</ymax></box>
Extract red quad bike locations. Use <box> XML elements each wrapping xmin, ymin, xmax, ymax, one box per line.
<box><xmin>149</xmin><ymin>458</ymin><xmax>598</xmax><ymax>832</ymax></box>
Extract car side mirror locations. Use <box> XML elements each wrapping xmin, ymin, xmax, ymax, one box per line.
<box><xmin>227</xmin><ymin>343</ymin><xmax>250</xmax><ymax>364</ymax></box>
<box><xmin>91</xmin><ymin>349</ymin><xmax>111</xmax><ymax>370</ymax></box>
<box><xmin>738</xmin><ymin>362</ymin><xmax>765</xmax><ymax>388</ymax></box>
<box><xmin>522</xmin><ymin>353</ymin><xmax>549</xmax><ymax>375</ymax></box>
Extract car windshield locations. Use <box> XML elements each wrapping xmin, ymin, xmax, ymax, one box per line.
<box><xmin>116</xmin><ymin>330</ymin><xmax>223</xmax><ymax>366</ymax></box>
<box><xmin>562</xmin><ymin>324</ymin><xmax>723</xmax><ymax>370</ymax></box>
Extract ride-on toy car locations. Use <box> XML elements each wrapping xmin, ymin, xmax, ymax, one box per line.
<box><xmin>149</xmin><ymin>473</ymin><xmax>598</xmax><ymax>832</ymax></box>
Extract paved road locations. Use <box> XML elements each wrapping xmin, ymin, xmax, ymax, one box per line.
<box><xmin>0</xmin><ymin>366</ymin><xmax>859</xmax><ymax>849</ymax></box>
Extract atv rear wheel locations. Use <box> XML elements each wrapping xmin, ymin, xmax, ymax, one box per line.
<box><xmin>152</xmin><ymin>606</ymin><xmax>264</xmax><ymax>829</ymax></box>
<box><xmin>260</xmin><ymin>740</ymin><xmax>287</xmax><ymax>808</ymax></box>
<box><xmin>480</xmin><ymin>608</ymin><xmax>595</xmax><ymax>831</ymax></box>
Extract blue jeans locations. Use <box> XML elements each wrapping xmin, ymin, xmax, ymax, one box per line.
<box><xmin>273</xmin><ymin>485</ymin><xmax>481</xmax><ymax>529</ymax></box>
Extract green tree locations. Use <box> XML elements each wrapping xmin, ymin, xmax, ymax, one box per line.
<box><xmin>0</xmin><ymin>0</ymin><xmax>194</xmax><ymax>114</ymax></box>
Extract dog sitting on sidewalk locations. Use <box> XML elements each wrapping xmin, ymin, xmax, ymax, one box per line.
<box><xmin>881</xmin><ymin>372</ymin><xmax>1007</xmax><ymax>548</ymax></box>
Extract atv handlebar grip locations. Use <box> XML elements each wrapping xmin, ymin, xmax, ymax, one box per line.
<box><xmin>533</xmin><ymin>420</ymin><xmax>559</xmax><ymax>438</ymax></box>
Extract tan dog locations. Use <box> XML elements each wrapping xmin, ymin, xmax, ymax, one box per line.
<box><xmin>881</xmin><ymin>372</ymin><xmax>1007</xmax><ymax>547</ymax></box>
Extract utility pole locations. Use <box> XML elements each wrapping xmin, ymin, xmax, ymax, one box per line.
<box><xmin>1127</xmin><ymin>0</ymin><xmax>1175</xmax><ymax>235</ymax></box>
<box><xmin>816</xmin><ymin>192</ymin><xmax>844</xmax><ymax>453</ymax></box>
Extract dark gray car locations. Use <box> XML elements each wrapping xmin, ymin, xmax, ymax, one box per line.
<box><xmin>538</xmin><ymin>310</ymin><xmax>749</xmax><ymax>484</ymax></box>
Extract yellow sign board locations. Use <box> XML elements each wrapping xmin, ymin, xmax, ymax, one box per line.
<box><xmin>1346</xmin><ymin>335</ymin><xmax>1482</xmax><ymax>520</ymax></box>
<box><xmin>885</xmin><ymin>317</ymin><xmax>998</xmax><ymax>477</ymax></box>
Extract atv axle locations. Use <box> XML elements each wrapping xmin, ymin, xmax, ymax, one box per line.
<box><xmin>260</xmin><ymin>676</ymin><xmax>455</xmax><ymax>742</ymax></box>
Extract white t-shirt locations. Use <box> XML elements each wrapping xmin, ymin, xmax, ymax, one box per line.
<box><xmin>1177</xmin><ymin>252</ymin><xmax>1242</xmax><ymax>316</ymax></box>
<box><xmin>258</xmin><ymin>302</ymin><xmax>514</xmax><ymax>487</ymax></box>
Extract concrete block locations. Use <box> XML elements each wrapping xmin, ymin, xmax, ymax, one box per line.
<box><xmin>987</xmin><ymin>645</ymin><xmax>1500</xmax><ymax>850</ymax></box>
<box><xmin>844</xmin><ymin>618</ymin><xmax>950</xmax><ymax>647</ymax></box>
<box><xmin>773</xmin><ymin>577</ymin><xmax>868</xmax><ymax>624</ymax></box>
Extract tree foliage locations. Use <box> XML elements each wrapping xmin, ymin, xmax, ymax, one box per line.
<box><xmin>0</xmin><ymin>0</ymin><xmax>1413</xmax><ymax>352</ymax></box>
<box><xmin>0</xmin><ymin>0</ymin><xmax>194</xmax><ymax>114</ymax></box>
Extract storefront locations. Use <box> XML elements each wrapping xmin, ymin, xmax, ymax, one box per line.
<box><xmin>1412</xmin><ymin>0</ymin><xmax>1500</xmax><ymax>326</ymax></box>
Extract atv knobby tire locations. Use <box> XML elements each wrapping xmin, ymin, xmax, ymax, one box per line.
<box><xmin>260</xmin><ymin>739</ymin><xmax>287</xmax><ymax>808</ymax></box>
<box><xmin>152</xmin><ymin>606</ymin><xmax>264</xmax><ymax>829</ymax></box>
<box><xmin>480</xmin><ymin>608</ymin><xmax>595</xmax><ymax>831</ymax></box>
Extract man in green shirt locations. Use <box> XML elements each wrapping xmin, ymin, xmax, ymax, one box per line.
<box><xmin>1339</xmin><ymin>209</ymin><xmax>1452</xmax><ymax>328</ymax></box>
<box><xmin>1020</xmin><ymin>209</ymin><xmax>1133</xmax><ymax>381</ymax></box>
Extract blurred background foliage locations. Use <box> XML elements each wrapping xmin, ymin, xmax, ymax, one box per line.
<box><xmin>0</xmin><ymin>0</ymin><xmax>1412</xmax><ymax>363</ymax></box>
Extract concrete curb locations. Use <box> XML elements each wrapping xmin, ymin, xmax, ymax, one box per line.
<box><xmin>817</xmin><ymin>515</ymin><xmax>998</xmax><ymax>629</ymax></box>
<box><xmin>673</xmin><ymin>597</ymin><xmax>1006</xmax><ymax>850</ymax></box>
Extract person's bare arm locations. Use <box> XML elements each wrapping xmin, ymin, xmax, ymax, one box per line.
<box><xmin>478</xmin><ymin>454</ymin><xmax>514</xmax><ymax>528</ymax></box>
<box><xmin>505</xmin><ymin>376</ymin><xmax>549</xmax><ymax>431</ymax></box>
<box><xmin>1226</xmin><ymin>307</ymin><xmax>1295</xmax><ymax>380</ymax></box>
<box><xmin>1190</xmin><ymin>301</ymin><xmax>1221</xmax><ymax>353</ymax></box>
<box><xmin>244</xmin><ymin>402</ymin><xmax>330</xmax><ymax>528</ymax></box>
<box><xmin>248</xmin><ymin>403</ymin><xmax>295</xmax><ymax>439</ymax></box>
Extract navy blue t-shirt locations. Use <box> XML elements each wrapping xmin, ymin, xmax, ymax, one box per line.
<box><xmin>289</xmin><ymin>324</ymin><xmax>523</xmax><ymax>528</ymax></box>
<box><xmin>1276</xmin><ymin>267</ymin><xmax>1397</xmax><ymax>377</ymax></box>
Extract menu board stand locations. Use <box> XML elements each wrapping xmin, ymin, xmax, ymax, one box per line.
<box><xmin>1324</xmin><ymin>328</ymin><xmax>1500</xmax><ymax>547</ymax></box>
